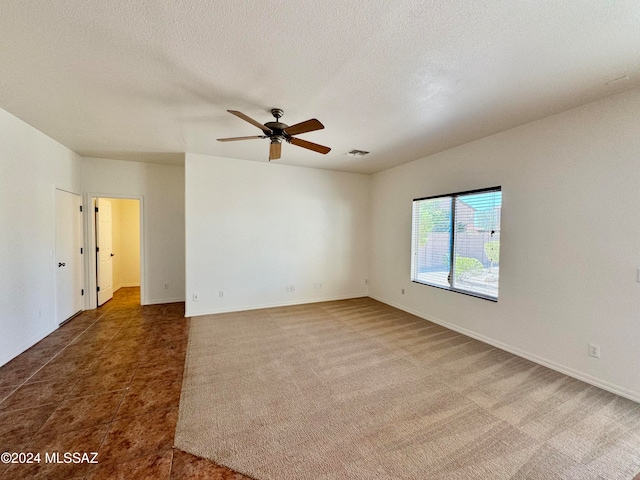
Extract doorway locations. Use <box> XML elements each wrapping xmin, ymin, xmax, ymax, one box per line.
<box><xmin>86</xmin><ymin>195</ymin><xmax>144</xmax><ymax>308</ymax></box>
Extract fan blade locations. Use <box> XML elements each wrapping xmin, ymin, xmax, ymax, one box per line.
<box><xmin>217</xmin><ymin>135</ymin><xmax>265</xmax><ymax>142</ymax></box>
<box><xmin>283</xmin><ymin>119</ymin><xmax>324</xmax><ymax>136</ymax></box>
<box><xmin>269</xmin><ymin>142</ymin><xmax>282</xmax><ymax>161</ymax></box>
<box><xmin>289</xmin><ymin>137</ymin><xmax>331</xmax><ymax>154</ymax></box>
<box><xmin>228</xmin><ymin>110</ymin><xmax>272</xmax><ymax>133</ymax></box>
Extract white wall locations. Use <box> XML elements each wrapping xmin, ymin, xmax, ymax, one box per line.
<box><xmin>0</xmin><ymin>108</ymin><xmax>82</xmax><ymax>366</ymax></box>
<box><xmin>369</xmin><ymin>87</ymin><xmax>640</xmax><ymax>400</ymax></box>
<box><xmin>185</xmin><ymin>154</ymin><xmax>370</xmax><ymax>316</ymax></box>
<box><xmin>111</xmin><ymin>198</ymin><xmax>140</xmax><ymax>291</ymax></box>
<box><xmin>81</xmin><ymin>157</ymin><xmax>185</xmax><ymax>305</ymax></box>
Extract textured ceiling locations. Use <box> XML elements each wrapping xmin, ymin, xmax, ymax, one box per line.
<box><xmin>1</xmin><ymin>0</ymin><xmax>639</xmax><ymax>174</ymax></box>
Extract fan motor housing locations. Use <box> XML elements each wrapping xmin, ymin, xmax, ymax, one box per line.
<box><xmin>264</xmin><ymin>121</ymin><xmax>289</xmax><ymax>142</ymax></box>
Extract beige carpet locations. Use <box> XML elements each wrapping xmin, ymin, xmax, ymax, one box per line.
<box><xmin>175</xmin><ymin>298</ymin><xmax>640</xmax><ymax>479</ymax></box>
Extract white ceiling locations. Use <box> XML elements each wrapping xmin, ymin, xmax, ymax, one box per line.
<box><xmin>1</xmin><ymin>1</ymin><xmax>639</xmax><ymax>174</ymax></box>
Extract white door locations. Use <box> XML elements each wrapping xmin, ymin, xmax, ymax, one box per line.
<box><xmin>96</xmin><ymin>198</ymin><xmax>114</xmax><ymax>306</ymax></box>
<box><xmin>55</xmin><ymin>189</ymin><xmax>84</xmax><ymax>324</ymax></box>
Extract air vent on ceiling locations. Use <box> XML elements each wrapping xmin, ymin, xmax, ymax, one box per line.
<box><xmin>605</xmin><ymin>75</ymin><xmax>629</xmax><ymax>86</ymax></box>
<box><xmin>346</xmin><ymin>149</ymin><xmax>370</xmax><ymax>157</ymax></box>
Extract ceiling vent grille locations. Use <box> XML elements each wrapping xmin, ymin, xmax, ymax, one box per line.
<box><xmin>347</xmin><ymin>149</ymin><xmax>370</xmax><ymax>156</ymax></box>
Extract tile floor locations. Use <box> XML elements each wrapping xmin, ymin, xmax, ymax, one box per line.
<box><xmin>0</xmin><ymin>288</ymin><xmax>253</xmax><ymax>479</ymax></box>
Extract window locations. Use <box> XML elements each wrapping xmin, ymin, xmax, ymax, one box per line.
<box><xmin>411</xmin><ymin>187</ymin><xmax>502</xmax><ymax>301</ymax></box>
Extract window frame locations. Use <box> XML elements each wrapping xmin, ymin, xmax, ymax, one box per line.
<box><xmin>411</xmin><ymin>186</ymin><xmax>502</xmax><ymax>302</ymax></box>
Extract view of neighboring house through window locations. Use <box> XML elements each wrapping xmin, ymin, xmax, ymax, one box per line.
<box><xmin>411</xmin><ymin>187</ymin><xmax>502</xmax><ymax>301</ymax></box>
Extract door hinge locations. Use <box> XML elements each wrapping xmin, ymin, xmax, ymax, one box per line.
<box><xmin>81</xmin><ymin>289</ymin><xmax>84</xmax><ymax>296</ymax></box>
<box><xmin>80</xmin><ymin>247</ymin><xmax>83</xmax><ymax>254</ymax></box>
<box><xmin>80</xmin><ymin>205</ymin><xmax>83</xmax><ymax>212</ymax></box>
<box><xmin>97</xmin><ymin>286</ymin><xmax>101</xmax><ymax>292</ymax></box>
<box><xmin>96</xmin><ymin>247</ymin><xmax>99</xmax><ymax>252</ymax></box>
<box><xmin>95</xmin><ymin>206</ymin><xmax>99</xmax><ymax>213</ymax></box>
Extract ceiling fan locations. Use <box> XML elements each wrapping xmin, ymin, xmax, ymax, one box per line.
<box><xmin>217</xmin><ymin>109</ymin><xmax>331</xmax><ymax>161</ymax></box>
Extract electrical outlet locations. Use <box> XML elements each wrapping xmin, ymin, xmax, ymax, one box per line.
<box><xmin>589</xmin><ymin>343</ymin><xmax>600</xmax><ymax>358</ymax></box>
<box><xmin>365</xmin><ymin>279</ymin><xmax>369</xmax><ymax>285</ymax></box>
<box><xmin>401</xmin><ymin>288</ymin><xmax>405</xmax><ymax>294</ymax></box>
<box><xmin>192</xmin><ymin>293</ymin><xmax>199</xmax><ymax>301</ymax></box>
<box><xmin>290</xmin><ymin>284</ymin><xmax>295</xmax><ymax>292</ymax></box>
<box><xmin>219</xmin><ymin>291</ymin><xmax>224</xmax><ymax>298</ymax></box>
<box><xmin>285</xmin><ymin>285</ymin><xmax>290</xmax><ymax>292</ymax></box>
<box><xmin>164</xmin><ymin>283</ymin><xmax>169</xmax><ymax>290</ymax></box>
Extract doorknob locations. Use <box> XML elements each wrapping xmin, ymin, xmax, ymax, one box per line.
<box><xmin>58</xmin><ymin>262</ymin><xmax>66</xmax><ymax>267</ymax></box>
<box><xmin>110</xmin><ymin>253</ymin><xmax>115</xmax><ymax>257</ymax></box>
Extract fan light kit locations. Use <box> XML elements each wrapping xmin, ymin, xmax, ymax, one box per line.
<box><xmin>217</xmin><ymin>109</ymin><xmax>331</xmax><ymax>161</ymax></box>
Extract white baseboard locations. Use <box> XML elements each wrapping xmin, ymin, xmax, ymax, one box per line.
<box><xmin>144</xmin><ymin>296</ymin><xmax>185</xmax><ymax>306</ymax></box>
<box><xmin>114</xmin><ymin>283</ymin><xmax>140</xmax><ymax>293</ymax></box>
<box><xmin>0</xmin><ymin>324</ymin><xmax>57</xmax><ymax>368</ymax></box>
<box><xmin>186</xmin><ymin>293</ymin><xmax>367</xmax><ymax>318</ymax></box>
<box><xmin>369</xmin><ymin>294</ymin><xmax>640</xmax><ymax>404</ymax></box>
